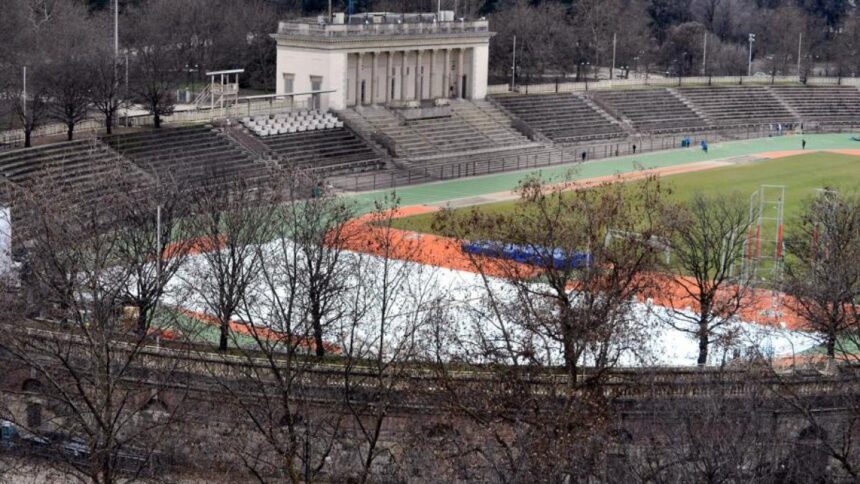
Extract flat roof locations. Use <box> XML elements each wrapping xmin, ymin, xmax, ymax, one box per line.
<box><xmin>206</xmin><ymin>69</ymin><xmax>245</xmax><ymax>76</ymax></box>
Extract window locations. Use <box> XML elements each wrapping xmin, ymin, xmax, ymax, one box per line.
<box><xmin>26</xmin><ymin>402</ymin><xmax>42</xmax><ymax>429</ymax></box>
<box><xmin>310</xmin><ymin>76</ymin><xmax>323</xmax><ymax>109</ymax></box>
<box><xmin>283</xmin><ymin>73</ymin><xmax>295</xmax><ymax>94</ymax></box>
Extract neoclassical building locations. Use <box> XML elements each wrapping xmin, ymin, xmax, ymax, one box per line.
<box><xmin>271</xmin><ymin>12</ymin><xmax>493</xmax><ymax>110</ymax></box>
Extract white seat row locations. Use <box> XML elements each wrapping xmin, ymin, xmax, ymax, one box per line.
<box><xmin>240</xmin><ymin>111</ymin><xmax>344</xmax><ymax>138</ymax></box>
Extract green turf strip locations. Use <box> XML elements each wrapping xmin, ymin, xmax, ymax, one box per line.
<box><xmin>349</xmin><ymin>133</ymin><xmax>860</xmax><ymax>215</ymax></box>
<box><xmin>389</xmin><ymin>152</ymin><xmax>860</xmax><ymax>236</ymax></box>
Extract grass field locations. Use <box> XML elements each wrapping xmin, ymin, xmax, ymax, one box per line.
<box><xmin>391</xmin><ymin>152</ymin><xmax>860</xmax><ymax>236</ymax></box>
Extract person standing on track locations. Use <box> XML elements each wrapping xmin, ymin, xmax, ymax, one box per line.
<box><xmin>802</xmin><ymin>138</ymin><xmax>807</xmax><ymax>150</ymax></box>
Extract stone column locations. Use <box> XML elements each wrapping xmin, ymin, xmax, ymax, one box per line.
<box><xmin>400</xmin><ymin>50</ymin><xmax>407</xmax><ymax>101</ymax></box>
<box><xmin>385</xmin><ymin>50</ymin><xmax>393</xmax><ymax>104</ymax></box>
<box><xmin>370</xmin><ymin>52</ymin><xmax>378</xmax><ymax>104</ymax></box>
<box><xmin>355</xmin><ymin>52</ymin><xmax>363</xmax><ymax>106</ymax></box>
<box><xmin>443</xmin><ymin>49</ymin><xmax>451</xmax><ymax>98</ymax></box>
<box><xmin>428</xmin><ymin>49</ymin><xmax>436</xmax><ymax>99</ymax></box>
<box><xmin>457</xmin><ymin>48</ymin><xmax>465</xmax><ymax>98</ymax></box>
<box><xmin>414</xmin><ymin>50</ymin><xmax>422</xmax><ymax>101</ymax></box>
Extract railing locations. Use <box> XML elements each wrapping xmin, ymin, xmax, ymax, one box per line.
<box><xmin>277</xmin><ymin>19</ymin><xmax>490</xmax><ymax>37</ymax></box>
<box><xmin>0</xmin><ymin>98</ymin><xmax>305</xmax><ymax>148</ymax></box>
<box><xmin>490</xmin><ymin>75</ymin><xmax>860</xmax><ymax>95</ymax></box>
<box><xmin>6</xmin><ymin>319</ymin><xmax>860</xmax><ymax>403</ymax></box>
<box><xmin>335</xmin><ymin>126</ymin><xmax>786</xmax><ymax>192</ymax></box>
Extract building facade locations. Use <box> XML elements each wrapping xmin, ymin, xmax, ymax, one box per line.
<box><xmin>271</xmin><ymin>12</ymin><xmax>493</xmax><ymax>111</ymax></box>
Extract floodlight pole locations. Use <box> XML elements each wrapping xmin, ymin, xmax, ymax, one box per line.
<box><xmin>21</xmin><ymin>67</ymin><xmax>26</xmax><ymax>129</ymax></box>
<box><xmin>797</xmin><ymin>33</ymin><xmax>803</xmax><ymax>79</ymax></box>
<box><xmin>611</xmin><ymin>33</ymin><xmax>617</xmax><ymax>80</ymax></box>
<box><xmin>511</xmin><ymin>35</ymin><xmax>516</xmax><ymax>92</ymax></box>
<box><xmin>156</xmin><ymin>204</ymin><xmax>162</xmax><ymax>284</ymax></box>
<box><xmin>747</xmin><ymin>33</ymin><xmax>755</xmax><ymax>77</ymax></box>
<box><xmin>702</xmin><ymin>31</ymin><xmax>707</xmax><ymax>76</ymax></box>
<box><xmin>114</xmin><ymin>0</ymin><xmax>119</xmax><ymax>57</ymax></box>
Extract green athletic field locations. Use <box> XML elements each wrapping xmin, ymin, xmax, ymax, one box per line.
<box><xmin>349</xmin><ymin>133</ymin><xmax>860</xmax><ymax>213</ymax></box>
<box><xmin>388</xmin><ymin>151</ymin><xmax>860</xmax><ymax>236</ymax></box>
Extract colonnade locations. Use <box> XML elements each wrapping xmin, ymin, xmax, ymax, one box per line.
<box><xmin>349</xmin><ymin>47</ymin><xmax>471</xmax><ymax>106</ymax></box>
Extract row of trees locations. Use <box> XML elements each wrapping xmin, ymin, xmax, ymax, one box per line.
<box><xmin>489</xmin><ymin>0</ymin><xmax>860</xmax><ymax>84</ymax></box>
<box><xmin>0</xmin><ymin>0</ymin><xmax>277</xmax><ymax>146</ymax></box>
<box><xmin>2</xmin><ymin>155</ymin><xmax>860</xmax><ymax>481</ymax></box>
<box><xmin>5</xmin><ymin>0</ymin><xmax>860</xmax><ymax>146</ymax></box>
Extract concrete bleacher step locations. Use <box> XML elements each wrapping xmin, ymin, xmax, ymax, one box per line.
<box><xmin>103</xmin><ymin>126</ymin><xmax>269</xmax><ymax>187</ymax></box>
<box><xmin>258</xmin><ymin>124</ymin><xmax>382</xmax><ymax>175</ymax></box>
<box><xmin>492</xmin><ymin>93</ymin><xmax>627</xmax><ymax>143</ymax></box>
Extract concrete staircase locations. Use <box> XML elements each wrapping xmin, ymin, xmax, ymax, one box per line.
<box><xmin>764</xmin><ymin>86</ymin><xmax>803</xmax><ymax>120</ymax></box>
<box><xmin>346</xmin><ymin>101</ymin><xmax>537</xmax><ymax>160</ymax></box>
<box><xmin>669</xmin><ymin>88</ymin><xmax>712</xmax><ymax>125</ymax></box>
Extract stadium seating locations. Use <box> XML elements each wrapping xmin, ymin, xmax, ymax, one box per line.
<box><xmin>345</xmin><ymin>100</ymin><xmax>533</xmax><ymax>159</ymax></box>
<box><xmin>595</xmin><ymin>89</ymin><xmax>708</xmax><ymax>132</ymax></box>
<box><xmin>492</xmin><ymin>93</ymin><xmax>625</xmax><ymax>143</ymax></box>
<box><xmin>259</xmin><ymin>127</ymin><xmax>382</xmax><ymax>174</ymax></box>
<box><xmin>0</xmin><ymin>139</ymin><xmax>146</xmax><ymax>198</ymax></box>
<box><xmin>240</xmin><ymin>110</ymin><xmax>343</xmax><ymax>137</ymax></box>
<box><xmin>769</xmin><ymin>85</ymin><xmax>860</xmax><ymax>124</ymax></box>
<box><xmin>676</xmin><ymin>86</ymin><xmax>797</xmax><ymax>126</ymax></box>
<box><xmin>103</xmin><ymin>125</ymin><xmax>268</xmax><ymax>188</ymax></box>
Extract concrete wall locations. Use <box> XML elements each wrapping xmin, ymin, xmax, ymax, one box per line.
<box><xmin>471</xmin><ymin>44</ymin><xmax>489</xmax><ymax>100</ymax></box>
<box><xmin>276</xmin><ymin>47</ymin><xmax>347</xmax><ymax>110</ymax></box>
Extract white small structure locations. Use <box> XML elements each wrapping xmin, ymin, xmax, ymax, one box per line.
<box><xmin>0</xmin><ymin>207</ymin><xmax>16</xmax><ymax>284</ymax></box>
<box><xmin>193</xmin><ymin>69</ymin><xmax>244</xmax><ymax>110</ymax></box>
<box><xmin>271</xmin><ymin>11</ymin><xmax>493</xmax><ymax>110</ymax></box>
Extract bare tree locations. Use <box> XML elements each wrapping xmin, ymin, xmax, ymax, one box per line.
<box><xmin>183</xmin><ymin>176</ymin><xmax>279</xmax><ymax>351</ymax></box>
<box><xmin>87</xmin><ymin>46</ymin><xmax>123</xmax><ymax>135</ymax></box>
<box><xmin>206</xmin><ymin>170</ymin><xmax>355</xmax><ymax>482</ymax></box>
<box><xmin>426</xmin><ymin>174</ymin><xmax>671</xmax><ymax>481</ymax></box>
<box><xmin>335</xmin><ymin>195</ymin><xmax>439</xmax><ymax>483</ymax></box>
<box><xmin>44</xmin><ymin>62</ymin><xmax>92</xmax><ymax>142</ymax></box>
<box><xmin>293</xmin><ymin>186</ymin><xmax>356</xmax><ymax>358</ymax></box>
<box><xmin>784</xmin><ymin>190</ymin><xmax>860</xmax><ymax>359</ymax></box>
<box><xmin>38</xmin><ymin>0</ymin><xmax>93</xmax><ymax>141</ymax></box>
<box><xmin>13</xmin><ymin>67</ymin><xmax>50</xmax><ymax>148</ymax></box>
<box><xmin>436</xmin><ymin>174</ymin><xmax>670</xmax><ymax>382</ymax></box>
<box><xmin>127</xmin><ymin>2</ymin><xmax>182</xmax><ymax>129</ymax></box>
<box><xmin>660</xmin><ymin>192</ymin><xmax>753</xmax><ymax>366</ymax></box>
<box><xmin>0</xmin><ymin>157</ymin><xmax>191</xmax><ymax>483</ymax></box>
<box><xmin>115</xmin><ymin>180</ymin><xmax>193</xmax><ymax>336</ymax></box>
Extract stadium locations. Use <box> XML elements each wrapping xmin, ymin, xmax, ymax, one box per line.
<box><xmin>3</xmin><ymin>2</ymin><xmax>860</xmax><ymax>482</ymax></box>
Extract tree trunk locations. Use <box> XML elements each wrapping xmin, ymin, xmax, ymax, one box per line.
<box><xmin>826</xmin><ymin>332</ymin><xmax>836</xmax><ymax>358</ymax></box>
<box><xmin>24</xmin><ymin>129</ymin><xmax>32</xmax><ymax>148</ymax></box>
<box><xmin>153</xmin><ymin>109</ymin><xmax>161</xmax><ymax>129</ymax></box>
<box><xmin>219</xmin><ymin>319</ymin><xmax>229</xmax><ymax>351</ymax></box>
<box><xmin>105</xmin><ymin>112</ymin><xmax>114</xmax><ymax>135</ymax></box>
<box><xmin>136</xmin><ymin>306</ymin><xmax>149</xmax><ymax>337</ymax></box>
<box><xmin>67</xmin><ymin>122</ymin><xmax>74</xmax><ymax>141</ymax></box>
<box><xmin>313</xmin><ymin>321</ymin><xmax>324</xmax><ymax>358</ymax></box>
<box><xmin>697</xmin><ymin>324</ymin><xmax>709</xmax><ymax>367</ymax></box>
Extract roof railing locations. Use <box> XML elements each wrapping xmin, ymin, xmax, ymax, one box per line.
<box><xmin>277</xmin><ymin>19</ymin><xmax>489</xmax><ymax>37</ymax></box>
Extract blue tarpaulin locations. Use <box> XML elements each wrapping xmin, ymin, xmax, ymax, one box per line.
<box><xmin>461</xmin><ymin>241</ymin><xmax>592</xmax><ymax>270</ymax></box>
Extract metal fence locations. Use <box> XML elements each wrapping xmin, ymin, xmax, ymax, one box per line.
<box><xmin>334</xmin><ymin>124</ymin><xmax>834</xmax><ymax>193</ymax></box>
<box><xmin>488</xmin><ymin>75</ymin><xmax>860</xmax><ymax>95</ymax></box>
<box><xmin>0</xmin><ymin>98</ymin><xmax>303</xmax><ymax>147</ymax></box>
